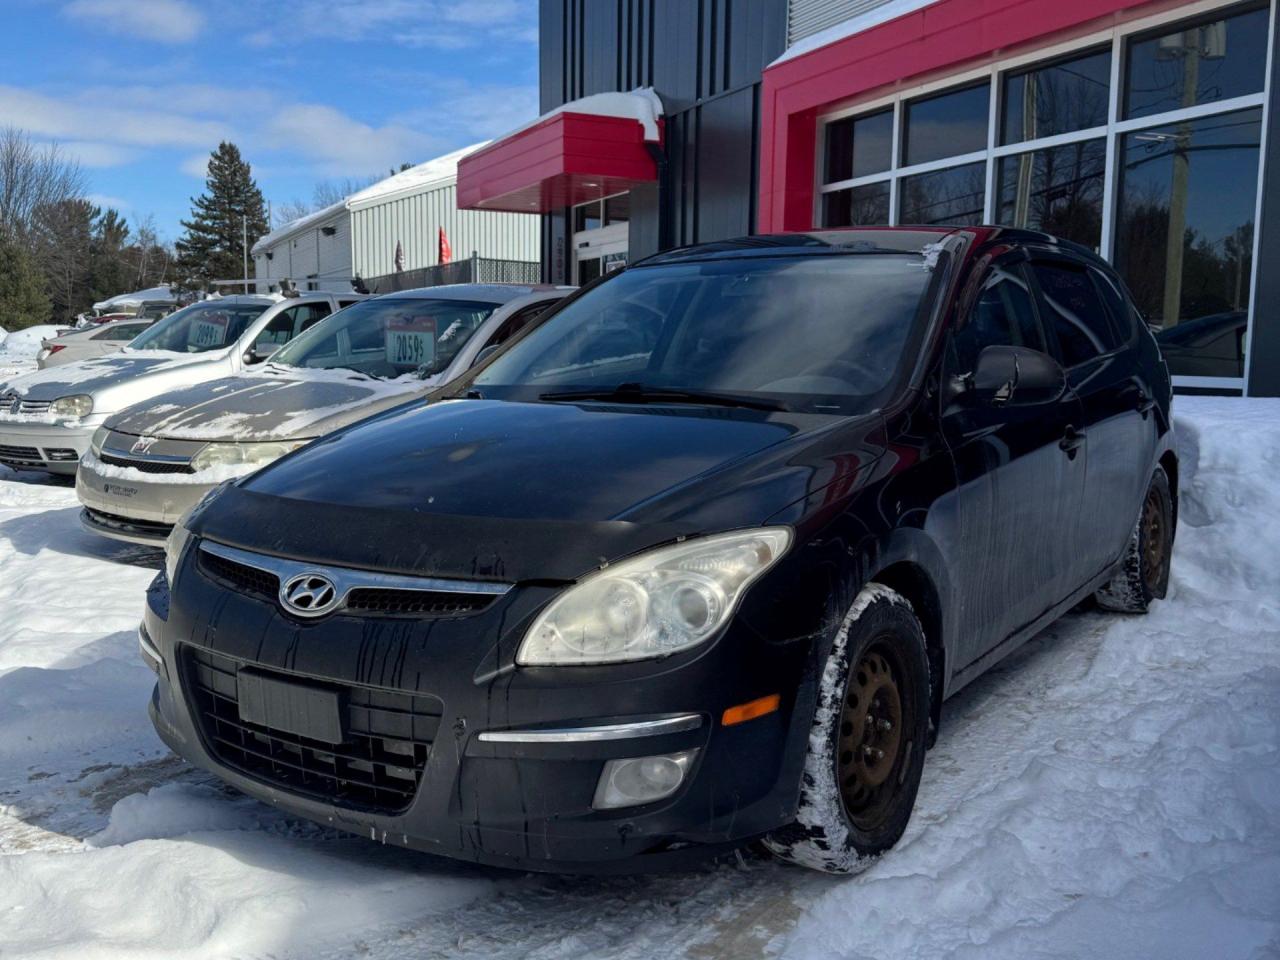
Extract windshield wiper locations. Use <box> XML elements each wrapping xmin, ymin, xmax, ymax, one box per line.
<box><xmin>538</xmin><ymin>382</ymin><xmax>787</xmax><ymax>411</ymax></box>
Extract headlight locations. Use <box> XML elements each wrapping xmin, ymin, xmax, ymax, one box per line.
<box><xmin>165</xmin><ymin>518</ymin><xmax>193</xmax><ymax>584</ymax></box>
<box><xmin>90</xmin><ymin>426</ymin><xmax>110</xmax><ymax>456</ymax></box>
<box><xmin>51</xmin><ymin>394</ymin><xmax>93</xmax><ymax>418</ymax></box>
<box><xmin>517</xmin><ymin>528</ymin><xmax>792</xmax><ymax>665</ymax></box>
<box><xmin>190</xmin><ymin>440</ymin><xmax>306</xmax><ymax>473</ymax></box>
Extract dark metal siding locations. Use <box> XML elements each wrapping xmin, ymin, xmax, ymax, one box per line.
<box><xmin>1246</xmin><ymin>5</ymin><xmax>1280</xmax><ymax>397</ymax></box>
<box><xmin>539</xmin><ymin>0</ymin><xmax>787</xmax><ymax>281</ymax></box>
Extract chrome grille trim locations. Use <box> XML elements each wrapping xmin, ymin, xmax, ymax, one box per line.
<box><xmin>198</xmin><ymin>540</ymin><xmax>512</xmax><ymax>617</ymax></box>
<box><xmin>0</xmin><ymin>392</ymin><xmax>53</xmax><ymax>416</ymax></box>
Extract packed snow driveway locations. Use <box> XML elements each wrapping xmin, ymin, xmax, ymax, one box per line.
<box><xmin>0</xmin><ymin>397</ymin><xmax>1276</xmax><ymax>960</ymax></box>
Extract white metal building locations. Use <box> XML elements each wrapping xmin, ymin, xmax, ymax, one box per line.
<box><xmin>252</xmin><ymin>143</ymin><xmax>542</xmax><ymax>292</ymax></box>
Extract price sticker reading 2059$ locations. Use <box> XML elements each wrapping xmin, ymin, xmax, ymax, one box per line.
<box><xmin>385</xmin><ymin>316</ymin><xmax>437</xmax><ymax>367</ymax></box>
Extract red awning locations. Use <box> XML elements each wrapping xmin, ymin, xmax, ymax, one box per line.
<box><xmin>457</xmin><ymin>90</ymin><xmax>664</xmax><ymax>214</ymax></box>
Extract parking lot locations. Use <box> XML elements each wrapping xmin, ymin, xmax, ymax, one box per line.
<box><xmin>1</xmin><ymin>394</ymin><xmax>1275</xmax><ymax>960</ymax></box>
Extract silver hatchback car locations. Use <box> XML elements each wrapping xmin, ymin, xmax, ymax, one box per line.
<box><xmin>77</xmin><ymin>284</ymin><xmax>571</xmax><ymax>544</ymax></box>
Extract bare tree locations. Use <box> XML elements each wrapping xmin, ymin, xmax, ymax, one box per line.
<box><xmin>271</xmin><ymin>173</ymin><xmax>389</xmax><ymax>228</ymax></box>
<box><xmin>0</xmin><ymin>127</ymin><xmax>86</xmax><ymax>248</ymax></box>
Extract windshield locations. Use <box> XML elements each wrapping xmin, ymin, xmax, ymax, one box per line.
<box><xmin>127</xmin><ymin>301</ymin><xmax>271</xmax><ymax>353</ymax></box>
<box><xmin>270</xmin><ymin>297</ymin><xmax>500</xmax><ymax>379</ymax></box>
<box><xmin>471</xmin><ymin>255</ymin><xmax>937</xmax><ymax>414</ymax></box>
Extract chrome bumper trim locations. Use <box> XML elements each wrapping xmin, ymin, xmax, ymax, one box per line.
<box><xmin>477</xmin><ymin>714</ymin><xmax>704</xmax><ymax>744</ymax></box>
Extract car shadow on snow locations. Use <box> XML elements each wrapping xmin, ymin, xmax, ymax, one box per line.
<box><xmin>0</xmin><ymin>505</ymin><xmax>162</xmax><ymax>569</ymax></box>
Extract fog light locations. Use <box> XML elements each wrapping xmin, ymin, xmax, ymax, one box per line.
<box><xmin>592</xmin><ymin>748</ymin><xmax>699</xmax><ymax>810</ymax></box>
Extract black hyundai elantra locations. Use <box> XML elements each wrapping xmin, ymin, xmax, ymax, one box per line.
<box><xmin>143</xmin><ymin>227</ymin><xmax>1177</xmax><ymax>874</ymax></box>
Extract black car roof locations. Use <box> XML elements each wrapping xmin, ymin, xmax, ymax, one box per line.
<box><xmin>634</xmin><ymin>226</ymin><xmax>1108</xmax><ymax>269</ymax></box>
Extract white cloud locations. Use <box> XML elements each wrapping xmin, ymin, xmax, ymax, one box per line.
<box><xmin>265</xmin><ymin>104</ymin><xmax>440</xmax><ymax>176</ymax></box>
<box><xmin>87</xmin><ymin>192</ymin><xmax>132</xmax><ymax>210</ymax></box>
<box><xmin>236</xmin><ymin>0</ymin><xmax>537</xmax><ymax>49</ymax></box>
<box><xmin>56</xmin><ymin>141</ymin><xmax>140</xmax><ymax>167</ymax></box>
<box><xmin>381</xmin><ymin>77</ymin><xmax>539</xmax><ymax>143</ymax></box>
<box><xmin>180</xmin><ymin>153</ymin><xmax>209</xmax><ymax>178</ymax></box>
<box><xmin>0</xmin><ymin>85</ymin><xmax>231</xmax><ymax>149</ymax></box>
<box><xmin>63</xmin><ymin>0</ymin><xmax>204</xmax><ymax>43</ymax></box>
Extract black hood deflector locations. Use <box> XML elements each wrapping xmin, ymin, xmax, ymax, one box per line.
<box><xmin>190</xmin><ymin>484</ymin><xmax>698</xmax><ymax>584</ymax></box>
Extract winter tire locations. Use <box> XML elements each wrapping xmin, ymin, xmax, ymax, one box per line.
<box><xmin>1095</xmin><ymin>466</ymin><xmax>1173</xmax><ymax>614</ymax></box>
<box><xmin>764</xmin><ymin>583</ymin><xmax>930</xmax><ymax>874</ymax></box>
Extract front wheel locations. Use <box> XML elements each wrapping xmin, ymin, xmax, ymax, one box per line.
<box><xmin>1095</xmin><ymin>466</ymin><xmax>1173</xmax><ymax>614</ymax></box>
<box><xmin>764</xmin><ymin>584</ymin><xmax>930</xmax><ymax>874</ymax></box>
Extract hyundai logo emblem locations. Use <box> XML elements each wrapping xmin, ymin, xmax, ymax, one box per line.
<box><xmin>280</xmin><ymin>572</ymin><xmax>340</xmax><ymax>618</ymax></box>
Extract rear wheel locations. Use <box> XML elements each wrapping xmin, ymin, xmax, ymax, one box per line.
<box><xmin>764</xmin><ymin>584</ymin><xmax>929</xmax><ymax>874</ymax></box>
<box><xmin>1095</xmin><ymin>466</ymin><xmax>1173</xmax><ymax>613</ymax></box>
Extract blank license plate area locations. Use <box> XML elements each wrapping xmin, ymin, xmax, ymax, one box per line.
<box><xmin>237</xmin><ymin>669</ymin><xmax>345</xmax><ymax>744</ymax></box>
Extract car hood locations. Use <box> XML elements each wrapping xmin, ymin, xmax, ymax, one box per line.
<box><xmin>108</xmin><ymin>369</ymin><xmax>428</xmax><ymax>442</ymax></box>
<box><xmin>0</xmin><ymin>351</ymin><xmax>216</xmax><ymax>408</ymax></box>
<box><xmin>192</xmin><ymin>398</ymin><xmax>883</xmax><ymax>582</ymax></box>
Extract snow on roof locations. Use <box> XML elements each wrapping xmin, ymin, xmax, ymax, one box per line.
<box><xmin>345</xmin><ymin>142</ymin><xmax>490</xmax><ymax>210</ymax></box>
<box><xmin>488</xmin><ymin>88</ymin><xmax>664</xmax><ymax>147</ymax></box>
<box><xmin>252</xmin><ymin>198</ymin><xmax>348</xmax><ymax>254</ymax></box>
<box><xmin>770</xmin><ymin>0</ymin><xmax>939</xmax><ymax>66</ymax></box>
<box><xmin>254</xmin><ymin>142</ymin><xmax>495</xmax><ymax>253</ymax></box>
<box><xmin>91</xmin><ymin>285</ymin><xmax>174</xmax><ymax>312</ymax></box>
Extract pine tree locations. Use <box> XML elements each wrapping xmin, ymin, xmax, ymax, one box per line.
<box><xmin>175</xmin><ymin>142</ymin><xmax>268</xmax><ymax>290</ymax></box>
<box><xmin>88</xmin><ymin>207</ymin><xmax>131</xmax><ymax>306</ymax></box>
<box><xmin>0</xmin><ymin>236</ymin><xmax>52</xmax><ymax>330</ymax></box>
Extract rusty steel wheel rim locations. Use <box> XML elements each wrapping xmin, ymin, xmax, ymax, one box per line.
<box><xmin>1141</xmin><ymin>489</ymin><xmax>1167</xmax><ymax>592</ymax></box>
<box><xmin>837</xmin><ymin>642</ymin><xmax>907</xmax><ymax>831</ymax></box>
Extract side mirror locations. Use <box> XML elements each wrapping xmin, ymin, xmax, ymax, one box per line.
<box><xmin>471</xmin><ymin>344</ymin><xmax>500</xmax><ymax>368</ymax></box>
<box><xmin>969</xmin><ymin>345</ymin><xmax>1066</xmax><ymax>406</ymax></box>
<box><xmin>244</xmin><ymin>342</ymin><xmax>278</xmax><ymax>364</ymax></box>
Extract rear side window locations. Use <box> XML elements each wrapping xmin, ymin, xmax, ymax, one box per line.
<box><xmin>1031</xmin><ymin>261</ymin><xmax>1119</xmax><ymax>366</ymax></box>
<box><xmin>952</xmin><ymin>264</ymin><xmax>1045</xmax><ymax>373</ymax></box>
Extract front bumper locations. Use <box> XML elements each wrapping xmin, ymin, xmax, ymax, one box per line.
<box><xmin>76</xmin><ymin>460</ymin><xmax>212</xmax><ymax>545</ymax></box>
<box><xmin>0</xmin><ymin>419</ymin><xmax>96</xmax><ymax>474</ymax></box>
<box><xmin>144</xmin><ymin>544</ymin><xmax>817</xmax><ymax>873</ymax></box>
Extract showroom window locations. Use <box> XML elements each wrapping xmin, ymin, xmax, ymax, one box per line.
<box><xmin>815</xmin><ymin>0</ymin><xmax>1270</xmax><ymax>388</ymax></box>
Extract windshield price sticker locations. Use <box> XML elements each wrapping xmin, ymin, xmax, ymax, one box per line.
<box><xmin>386</xmin><ymin>316</ymin><xmax>437</xmax><ymax>367</ymax></box>
<box><xmin>189</xmin><ymin>312</ymin><xmax>230</xmax><ymax>348</ymax></box>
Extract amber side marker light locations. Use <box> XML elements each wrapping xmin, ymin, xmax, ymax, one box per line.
<box><xmin>721</xmin><ymin>694</ymin><xmax>781</xmax><ymax>727</ymax></box>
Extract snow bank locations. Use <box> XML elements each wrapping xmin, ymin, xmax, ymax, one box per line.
<box><xmin>0</xmin><ymin>325</ymin><xmax>65</xmax><ymax>361</ymax></box>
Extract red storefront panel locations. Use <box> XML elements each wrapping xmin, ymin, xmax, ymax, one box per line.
<box><xmin>758</xmin><ymin>0</ymin><xmax>1174</xmax><ymax>233</ymax></box>
<box><xmin>457</xmin><ymin>112</ymin><xmax>662</xmax><ymax>214</ymax></box>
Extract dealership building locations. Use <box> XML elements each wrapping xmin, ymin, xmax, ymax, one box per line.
<box><xmin>458</xmin><ymin>0</ymin><xmax>1279</xmax><ymax>396</ymax></box>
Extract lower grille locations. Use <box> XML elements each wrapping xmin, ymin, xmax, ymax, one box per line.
<box><xmin>182</xmin><ymin>646</ymin><xmax>442</xmax><ymax>814</ymax></box>
<box><xmin>100</xmin><ymin>451</ymin><xmax>193</xmax><ymax>474</ymax></box>
<box><xmin>84</xmin><ymin>507</ymin><xmax>173</xmax><ymax>538</ymax></box>
<box><xmin>0</xmin><ymin>444</ymin><xmax>42</xmax><ymax>463</ymax></box>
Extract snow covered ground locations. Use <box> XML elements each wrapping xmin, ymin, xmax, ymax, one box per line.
<box><xmin>0</xmin><ymin>396</ymin><xmax>1276</xmax><ymax>959</ymax></box>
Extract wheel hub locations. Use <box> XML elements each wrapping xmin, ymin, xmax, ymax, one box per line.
<box><xmin>838</xmin><ymin>647</ymin><xmax>904</xmax><ymax>810</ymax></box>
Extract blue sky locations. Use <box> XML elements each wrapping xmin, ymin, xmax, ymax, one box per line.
<box><xmin>0</xmin><ymin>0</ymin><xmax>539</xmax><ymax>243</ymax></box>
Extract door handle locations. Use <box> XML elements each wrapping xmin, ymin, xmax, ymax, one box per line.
<box><xmin>1059</xmin><ymin>425</ymin><xmax>1084</xmax><ymax>459</ymax></box>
